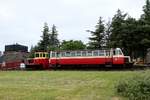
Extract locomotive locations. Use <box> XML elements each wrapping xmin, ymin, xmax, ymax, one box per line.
<box><xmin>25</xmin><ymin>48</ymin><xmax>132</xmax><ymax>70</ymax></box>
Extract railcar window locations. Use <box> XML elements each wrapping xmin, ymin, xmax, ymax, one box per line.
<box><xmin>119</xmin><ymin>50</ymin><xmax>123</xmax><ymax>55</ymax></box>
<box><xmin>56</xmin><ymin>52</ymin><xmax>60</xmax><ymax>57</ymax></box>
<box><xmin>99</xmin><ymin>50</ymin><xmax>105</xmax><ymax>56</ymax></box>
<box><xmin>52</xmin><ymin>52</ymin><xmax>56</xmax><ymax>57</ymax></box>
<box><xmin>115</xmin><ymin>49</ymin><xmax>123</xmax><ymax>55</ymax></box>
<box><xmin>87</xmin><ymin>51</ymin><xmax>92</xmax><ymax>56</ymax></box>
<box><xmin>76</xmin><ymin>51</ymin><xmax>81</xmax><ymax>56</ymax></box>
<box><xmin>40</xmin><ymin>53</ymin><xmax>43</xmax><ymax>57</ymax></box>
<box><xmin>43</xmin><ymin>53</ymin><xmax>45</xmax><ymax>57</ymax></box>
<box><xmin>66</xmin><ymin>52</ymin><xmax>71</xmax><ymax>57</ymax></box>
<box><xmin>93</xmin><ymin>51</ymin><xmax>98</xmax><ymax>56</ymax></box>
<box><xmin>71</xmin><ymin>52</ymin><xmax>76</xmax><ymax>57</ymax></box>
<box><xmin>113</xmin><ymin>50</ymin><xmax>116</xmax><ymax>55</ymax></box>
<box><xmin>49</xmin><ymin>53</ymin><xmax>51</xmax><ymax>58</ymax></box>
<box><xmin>35</xmin><ymin>53</ymin><xmax>39</xmax><ymax>57</ymax></box>
<box><xmin>106</xmin><ymin>51</ymin><xmax>110</xmax><ymax>56</ymax></box>
<box><xmin>46</xmin><ymin>54</ymin><xmax>48</xmax><ymax>58</ymax></box>
<box><xmin>61</xmin><ymin>52</ymin><xmax>66</xmax><ymax>57</ymax></box>
<box><xmin>82</xmin><ymin>51</ymin><xmax>86</xmax><ymax>56</ymax></box>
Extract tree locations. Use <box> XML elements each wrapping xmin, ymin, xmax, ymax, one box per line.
<box><xmin>109</xmin><ymin>8</ymin><xmax>150</xmax><ymax>59</ymax></box>
<box><xmin>140</xmin><ymin>0</ymin><xmax>150</xmax><ymax>59</ymax></box>
<box><xmin>30</xmin><ymin>23</ymin><xmax>60</xmax><ymax>53</ymax></box>
<box><xmin>140</xmin><ymin>0</ymin><xmax>150</xmax><ymax>45</ymax></box>
<box><xmin>87</xmin><ymin>17</ymin><xmax>105</xmax><ymax>49</ymax></box>
<box><xmin>141</xmin><ymin>0</ymin><xmax>150</xmax><ymax>23</ymax></box>
<box><xmin>38</xmin><ymin>22</ymin><xmax>50</xmax><ymax>51</ymax></box>
<box><xmin>109</xmin><ymin>9</ymin><xmax>127</xmax><ymax>48</ymax></box>
<box><xmin>60</xmin><ymin>40</ymin><xmax>86</xmax><ymax>50</ymax></box>
<box><xmin>121</xmin><ymin>17</ymin><xmax>139</xmax><ymax>58</ymax></box>
<box><xmin>48</xmin><ymin>24</ymin><xmax>60</xmax><ymax>50</ymax></box>
<box><xmin>104</xmin><ymin>19</ymin><xmax>112</xmax><ymax>48</ymax></box>
<box><xmin>109</xmin><ymin>9</ymin><xmax>143</xmax><ymax>58</ymax></box>
<box><xmin>37</xmin><ymin>23</ymin><xmax>60</xmax><ymax>51</ymax></box>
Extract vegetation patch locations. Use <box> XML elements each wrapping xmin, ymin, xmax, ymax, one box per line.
<box><xmin>116</xmin><ymin>70</ymin><xmax>150</xmax><ymax>100</ymax></box>
<box><xmin>0</xmin><ymin>71</ymin><xmax>141</xmax><ymax>100</ymax></box>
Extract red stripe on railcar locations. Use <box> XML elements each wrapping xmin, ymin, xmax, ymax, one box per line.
<box><xmin>50</xmin><ymin>56</ymin><xmax>110</xmax><ymax>65</ymax></box>
<box><xmin>33</xmin><ymin>58</ymin><xmax>49</xmax><ymax>69</ymax></box>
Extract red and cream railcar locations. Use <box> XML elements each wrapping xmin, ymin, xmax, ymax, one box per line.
<box><xmin>49</xmin><ymin>48</ymin><xmax>131</xmax><ymax>68</ymax></box>
<box><xmin>25</xmin><ymin>52</ymin><xmax>49</xmax><ymax>70</ymax></box>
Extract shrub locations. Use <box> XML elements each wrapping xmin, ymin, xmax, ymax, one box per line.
<box><xmin>116</xmin><ymin>71</ymin><xmax>150</xmax><ymax>100</ymax></box>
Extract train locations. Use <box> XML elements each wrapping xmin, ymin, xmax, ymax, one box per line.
<box><xmin>25</xmin><ymin>48</ymin><xmax>133</xmax><ymax>70</ymax></box>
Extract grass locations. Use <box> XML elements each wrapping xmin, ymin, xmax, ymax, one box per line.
<box><xmin>0</xmin><ymin>70</ymin><xmax>144</xmax><ymax>100</ymax></box>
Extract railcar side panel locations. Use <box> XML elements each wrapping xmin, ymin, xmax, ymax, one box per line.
<box><xmin>61</xmin><ymin>57</ymin><xmax>106</xmax><ymax>65</ymax></box>
<box><xmin>112</xmin><ymin>56</ymin><xmax>124</xmax><ymax>65</ymax></box>
<box><xmin>33</xmin><ymin>58</ymin><xmax>49</xmax><ymax>69</ymax></box>
<box><xmin>50</xmin><ymin>57</ymin><xmax>126</xmax><ymax>66</ymax></box>
<box><xmin>50</xmin><ymin>57</ymin><xmax>111</xmax><ymax>65</ymax></box>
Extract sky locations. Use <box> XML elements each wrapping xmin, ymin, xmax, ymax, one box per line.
<box><xmin>0</xmin><ymin>0</ymin><xmax>145</xmax><ymax>52</ymax></box>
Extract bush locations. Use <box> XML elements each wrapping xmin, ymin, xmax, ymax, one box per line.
<box><xmin>116</xmin><ymin>71</ymin><xmax>150</xmax><ymax>100</ymax></box>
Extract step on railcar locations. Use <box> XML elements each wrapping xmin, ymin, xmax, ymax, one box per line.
<box><xmin>26</xmin><ymin>48</ymin><xmax>132</xmax><ymax>70</ymax></box>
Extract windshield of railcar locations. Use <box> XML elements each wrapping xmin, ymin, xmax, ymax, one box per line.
<box><xmin>114</xmin><ymin>48</ymin><xmax>123</xmax><ymax>55</ymax></box>
<box><xmin>34</xmin><ymin>52</ymin><xmax>49</xmax><ymax>58</ymax></box>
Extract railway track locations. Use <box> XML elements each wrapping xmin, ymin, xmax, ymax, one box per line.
<box><xmin>1</xmin><ymin>64</ymin><xmax>149</xmax><ymax>71</ymax></box>
<box><xmin>50</xmin><ymin>64</ymin><xmax>150</xmax><ymax>71</ymax></box>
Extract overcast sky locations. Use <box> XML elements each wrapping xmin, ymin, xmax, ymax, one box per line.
<box><xmin>0</xmin><ymin>0</ymin><xmax>145</xmax><ymax>51</ymax></box>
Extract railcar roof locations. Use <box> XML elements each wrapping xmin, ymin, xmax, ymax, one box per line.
<box><xmin>50</xmin><ymin>49</ymin><xmax>111</xmax><ymax>52</ymax></box>
<box><xmin>34</xmin><ymin>48</ymin><xmax>119</xmax><ymax>53</ymax></box>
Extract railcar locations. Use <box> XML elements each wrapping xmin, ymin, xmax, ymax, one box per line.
<box><xmin>26</xmin><ymin>48</ymin><xmax>132</xmax><ymax>70</ymax></box>
<box><xmin>25</xmin><ymin>52</ymin><xmax>49</xmax><ymax>70</ymax></box>
<box><xmin>49</xmin><ymin>48</ymin><xmax>132</xmax><ymax>69</ymax></box>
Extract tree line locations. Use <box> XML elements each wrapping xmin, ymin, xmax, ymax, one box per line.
<box><xmin>31</xmin><ymin>0</ymin><xmax>150</xmax><ymax>60</ymax></box>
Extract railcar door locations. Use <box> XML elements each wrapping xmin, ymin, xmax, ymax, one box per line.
<box><xmin>56</xmin><ymin>51</ymin><xmax>61</xmax><ymax>67</ymax></box>
<box><xmin>105</xmin><ymin>50</ymin><xmax>113</xmax><ymax>67</ymax></box>
<box><xmin>49</xmin><ymin>51</ymin><xmax>61</xmax><ymax>68</ymax></box>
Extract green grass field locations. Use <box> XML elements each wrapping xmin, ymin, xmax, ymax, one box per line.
<box><xmin>0</xmin><ymin>70</ymin><xmax>144</xmax><ymax>100</ymax></box>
